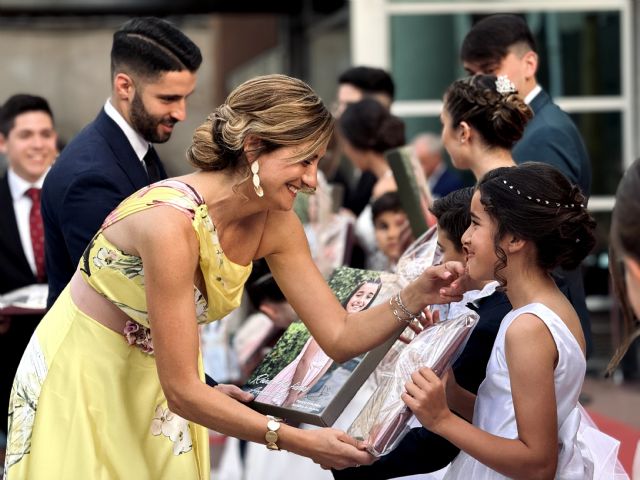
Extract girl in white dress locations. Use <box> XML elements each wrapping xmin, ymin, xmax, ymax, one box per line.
<box><xmin>402</xmin><ymin>163</ymin><xmax>627</xmax><ymax>479</ymax></box>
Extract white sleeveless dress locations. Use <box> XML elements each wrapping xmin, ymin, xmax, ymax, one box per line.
<box><xmin>445</xmin><ymin>303</ymin><xmax>627</xmax><ymax>479</ymax></box>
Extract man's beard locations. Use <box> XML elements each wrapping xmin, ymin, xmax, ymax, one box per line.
<box><xmin>130</xmin><ymin>93</ymin><xmax>176</xmax><ymax>144</ymax></box>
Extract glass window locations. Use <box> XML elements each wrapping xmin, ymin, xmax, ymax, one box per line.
<box><xmin>390</xmin><ymin>11</ymin><xmax>621</xmax><ymax>100</ymax></box>
<box><xmin>570</xmin><ymin>112</ymin><xmax>623</xmax><ymax>196</ymax></box>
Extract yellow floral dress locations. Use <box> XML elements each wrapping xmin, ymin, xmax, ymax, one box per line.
<box><xmin>3</xmin><ymin>180</ymin><xmax>252</xmax><ymax>480</ymax></box>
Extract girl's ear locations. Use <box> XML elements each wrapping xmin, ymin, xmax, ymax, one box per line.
<box><xmin>505</xmin><ymin>235</ymin><xmax>526</xmax><ymax>254</ymax></box>
<box><xmin>458</xmin><ymin>121</ymin><xmax>471</xmax><ymax>144</ymax></box>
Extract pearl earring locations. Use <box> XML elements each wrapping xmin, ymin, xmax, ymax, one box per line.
<box><xmin>251</xmin><ymin>161</ymin><xmax>264</xmax><ymax>198</ymax></box>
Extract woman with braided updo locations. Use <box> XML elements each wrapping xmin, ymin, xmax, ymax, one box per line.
<box><xmin>4</xmin><ymin>74</ymin><xmax>467</xmax><ymax>478</ymax></box>
<box><xmin>440</xmin><ymin>74</ymin><xmax>533</xmax><ymax>181</ymax></box>
<box><xmin>404</xmin><ymin>163</ymin><xmax>627</xmax><ymax>478</ymax></box>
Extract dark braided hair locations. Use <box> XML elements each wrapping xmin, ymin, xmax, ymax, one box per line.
<box><xmin>477</xmin><ymin>162</ymin><xmax>596</xmax><ymax>290</ymax></box>
<box><xmin>444</xmin><ymin>74</ymin><xmax>532</xmax><ymax>150</ymax></box>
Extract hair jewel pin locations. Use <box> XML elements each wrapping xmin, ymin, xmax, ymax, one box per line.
<box><xmin>501</xmin><ymin>179</ymin><xmax>584</xmax><ymax>209</ymax></box>
<box><xmin>495</xmin><ymin>75</ymin><xmax>517</xmax><ymax>95</ymax></box>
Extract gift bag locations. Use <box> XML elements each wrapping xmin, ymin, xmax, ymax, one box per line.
<box><xmin>348</xmin><ymin>310</ymin><xmax>479</xmax><ymax>457</ymax></box>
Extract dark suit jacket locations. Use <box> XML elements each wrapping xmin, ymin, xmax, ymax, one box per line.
<box><xmin>513</xmin><ymin>88</ymin><xmax>591</xmax><ymax>198</ymax></box>
<box><xmin>333</xmin><ymin>292</ymin><xmax>512</xmax><ymax>480</ymax></box>
<box><xmin>42</xmin><ymin>109</ymin><xmax>167</xmax><ymax>307</ymax></box>
<box><xmin>0</xmin><ymin>173</ymin><xmax>45</xmax><ymax>434</ymax></box>
<box><xmin>431</xmin><ymin>166</ymin><xmax>464</xmax><ymax>199</ymax></box>
<box><xmin>513</xmin><ymin>88</ymin><xmax>593</xmax><ymax>356</ymax></box>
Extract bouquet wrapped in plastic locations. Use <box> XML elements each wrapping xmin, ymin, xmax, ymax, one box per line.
<box><xmin>348</xmin><ymin>309</ymin><xmax>479</xmax><ymax>457</ymax></box>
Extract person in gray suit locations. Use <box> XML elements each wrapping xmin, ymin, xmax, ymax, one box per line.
<box><xmin>460</xmin><ymin>14</ymin><xmax>593</xmax><ymax>355</ymax></box>
<box><xmin>42</xmin><ymin>17</ymin><xmax>202</xmax><ymax>308</ymax></box>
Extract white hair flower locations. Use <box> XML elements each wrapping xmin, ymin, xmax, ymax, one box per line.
<box><xmin>495</xmin><ymin>75</ymin><xmax>516</xmax><ymax>95</ymax></box>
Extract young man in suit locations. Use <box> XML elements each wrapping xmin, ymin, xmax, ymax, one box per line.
<box><xmin>42</xmin><ymin>17</ymin><xmax>202</xmax><ymax>308</ymax></box>
<box><xmin>0</xmin><ymin>94</ymin><xmax>57</xmax><ymax>445</ymax></box>
<box><xmin>460</xmin><ymin>13</ymin><xmax>593</xmax><ymax>357</ymax></box>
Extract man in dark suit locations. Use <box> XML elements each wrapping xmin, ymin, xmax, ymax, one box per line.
<box><xmin>460</xmin><ymin>13</ymin><xmax>593</xmax><ymax>356</ymax></box>
<box><xmin>412</xmin><ymin>132</ymin><xmax>464</xmax><ymax>199</ymax></box>
<box><xmin>0</xmin><ymin>94</ymin><xmax>57</xmax><ymax>443</ymax></box>
<box><xmin>42</xmin><ymin>17</ymin><xmax>202</xmax><ymax>308</ymax></box>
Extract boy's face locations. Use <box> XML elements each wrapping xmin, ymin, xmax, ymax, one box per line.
<box><xmin>374</xmin><ymin>210</ymin><xmax>410</xmax><ymax>263</ymax></box>
<box><xmin>436</xmin><ymin>224</ymin><xmax>466</xmax><ymax>264</ymax></box>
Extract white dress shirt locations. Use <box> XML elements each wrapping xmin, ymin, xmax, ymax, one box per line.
<box><xmin>103</xmin><ymin>99</ymin><xmax>152</xmax><ymax>169</ymax></box>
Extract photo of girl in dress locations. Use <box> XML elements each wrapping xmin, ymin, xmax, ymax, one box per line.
<box><xmin>244</xmin><ymin>268</ymin><xmax>383</xmax><ymax>417</ymax></box>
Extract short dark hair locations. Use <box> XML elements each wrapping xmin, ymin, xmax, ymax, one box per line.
<box><xmin>429</xmin><ymin>187</ymin><xmax>474</xmax><ymax>252</ymax></box>
<box><xmin>0</xmin><ymin>94</ymin><xmax>54</xmax><ymax>136</ymax></box>
<box><xmin>339</xmin><ymin>98</ymin><xmax>405</xmax><ymax>153</ymax></box>
<box><xmin>372</xmin><ymin>191</ymin><xmax>404</xmax><ymax>224</ymax></box>
<box><xmin>444</xmin><ymin>74</ymin><xmax>532</xmax><ymax>150</ymax></box>
<box><xmin>461</xmin><ymin>14</ymin><xmax>536</xmax><ymax>66</ymax></box>
<box><xmin>338</xmin><ymin>66</ymin><xmax>395</xmax><ymax>100</ymax></box>
<box><xmin>245</xmin><ymin>260</ymin><xmax>286</xmax><ymax>309</ymax></box>
<box><xmin>477</xmin><ymin>163</ymin><xmax>595</xmax><ymax>288</ymax></box>
<box><xmin>111</xmin><ymin>17</ymin><xmax>202</xmax><ymax>80</ymax></box>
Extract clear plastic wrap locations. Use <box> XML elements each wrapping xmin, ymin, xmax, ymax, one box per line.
<box><xmin>348</xmin><ymin>310</ymin><xmax>479</xmax><ymax>457</ymax></box>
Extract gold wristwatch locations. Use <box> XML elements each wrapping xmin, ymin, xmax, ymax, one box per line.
<box><xmin>265</xmin><ymin>415</ymin><xmax>282</xmax><ymax>451</ymax></box>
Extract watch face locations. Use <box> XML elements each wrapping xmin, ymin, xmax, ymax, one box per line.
<box><xmin>267</xmin><ymin>420</ymin><xmax>281</xmax><ymax>431</ymax></box>
<box><xmin>265</xmin><ymin>430</ymin><xmax>279</xmax><ymax>443</ymax></box>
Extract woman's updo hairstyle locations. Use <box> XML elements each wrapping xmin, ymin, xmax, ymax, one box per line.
<box><xmin>338</xmin><ymin>98</ymin><xmax>405</xmax><ymax>153</ymax></box>
<box><xmin>187</xmin><ymin>74</ymin><xmax>334</xmax><ymax>172</ymax></box>
<box><xmin>444</xmin><ymin>74</ymin><xmax>532</xmax><ymax>150</ymax></box>
<box><xmin>477</xmin><ymin>162</ymin><xmax>596</xmax><ymax>287</ymax></box>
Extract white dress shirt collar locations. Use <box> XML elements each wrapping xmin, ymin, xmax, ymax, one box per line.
<box><xmin>8</xmin><ymin>167</ymin><xmax>47</xmax><ymax>201</ymax></box>
<box><xmin>524</xmin><ymin>85</ymin><xmax>542</xmax><ymax>105</ymax></box>
<box><xmin>104</xmin><ymin>98</ymin><xmax>151</xmax><ymax>162</ymax></box>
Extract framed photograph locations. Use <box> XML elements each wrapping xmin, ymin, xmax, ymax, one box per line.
<box><xmin>243</xmin><ymin>266</ymin><xmax>403</xmax><ymax>426</ymax></box>
<box><xmin>386</xmin><ymin>145</ymin><xmax>436</xmax><ymax>238</ymax></box>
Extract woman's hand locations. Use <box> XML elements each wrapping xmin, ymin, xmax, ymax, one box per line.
<box><xmin>301</xmin><ymin>428</ymin><xmax>375</xmax><ymax>470</ymax></box>
<box><xmin>401</xmin><ymin>367</ymin><xmax>452</xmax><ymax>433</ymax></box>
<box><xmin>412</xmin><ymin>261</ymin><xmax>468</xmax><ymax>306</ymax></box>
<box><xmin>214</xmin><ymin>384</ymin><xmax>254</xmax><ymax>403</ymax></box>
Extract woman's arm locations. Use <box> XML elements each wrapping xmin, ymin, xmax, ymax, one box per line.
<box><xmin>403</xmin><ymin>313</ymin><xmax>560</xmax><ymax>479</ymax></box>
<box><xmin>135</xmin><ymin>206</ymin><xmax>373</xmax><ymax>469</ymax></box>
<box><xmin>260</xmin><ymin>210</ymin><xmax>464</xmax><ymax>362</ymax></box>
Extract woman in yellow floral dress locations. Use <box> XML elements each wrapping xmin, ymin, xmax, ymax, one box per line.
<box><xmin>4</xmin><ymin>74</ymin><xmax>465</xmax><ymax>479</ymax></box>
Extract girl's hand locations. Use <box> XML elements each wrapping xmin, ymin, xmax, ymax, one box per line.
<box><xmin>398</xmin><ymin>308</ymin><xmax>439</xmax><ymax>344</ymax></box>
<box><xmin>401</xmin><ymin>367</ymin><xmax>452</xmax><ymax>433</ymax></box>
<box><xmin>301</xmin><ymin>428</ymin><xmax>374</xmax><ymax>470</ymax></box>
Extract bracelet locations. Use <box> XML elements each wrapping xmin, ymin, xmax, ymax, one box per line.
<box><xmin>396</xmin><ymin>290</ymin><xmax>422</xmax><ymax>319</ymax></box>
<box><xmin>265</xmin><ymin>415</ymin><xmax>283</xmax><ymax>451</ymax></box>
<box><xmin>389</xmin><ymin>291</ymin><xmax>424</xmax><ymax>325</ymax></box>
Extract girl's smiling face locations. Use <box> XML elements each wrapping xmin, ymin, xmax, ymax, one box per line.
<box><xmin>461</xmin><ymin>191</ymin><xmax>500</xmax><ymax>281</ymax></box>
<box><xmin>345</xmin><ymin>282</ymin><xmax>380</xmax><ymax>313</ymax></box>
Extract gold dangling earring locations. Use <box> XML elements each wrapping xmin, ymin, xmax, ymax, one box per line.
<box><xmin>251</xmin><ymin>161</ymin><xmax>264</xmax><ymax>198</ymax></box>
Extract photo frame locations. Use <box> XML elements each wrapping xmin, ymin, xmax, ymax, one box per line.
<box><xmin>243</xmin><ymin>266</ymin><xmax>403</xmax><ymax>426</ymax></box>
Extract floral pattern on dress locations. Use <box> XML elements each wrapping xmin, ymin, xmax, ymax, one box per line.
<box><xmin>92</xmin><ymin>247</ymin><xmax>144</xmax><ymax>279</ymax></box>
<box><xmin>4</xmin><ymin>335</ymin><xmax>48</xmax><ymax>472</ymax></box>
<box><xmin>150</xmin><ymin>405</ymin><xmax>193</xmax><ymax>455</ymax></box>
<box><xmin>124</xmin><ymin>320</ymin><xmax>154</xmax><ymax>354</ymax></box>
